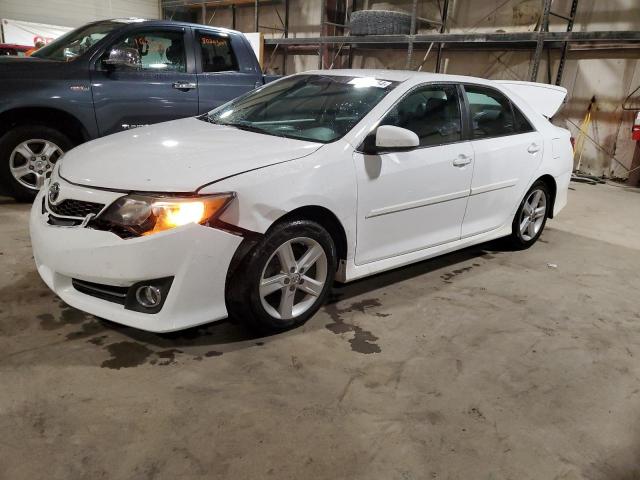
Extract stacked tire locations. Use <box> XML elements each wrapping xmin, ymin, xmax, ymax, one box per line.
<box><xmin>349</xmin><ymin>10</ymin><xmax>412</xmax><ymax>36</ymax></box>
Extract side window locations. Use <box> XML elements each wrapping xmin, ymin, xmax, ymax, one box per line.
<box><xmin>513</xmin><ymin>105</ymin><xmax>534</xmax><ymax>133</ymax></box>
<box><xmin>105</xmin><ymin>30</ymin><xmax>186</xmax><ymax>72</ymax></box>
<box><xmin>465</xmin><ymin>86</ymin><xmax>515</xmax><ymax>139</ymax></box>
<box><xmin>198</xmin><ymin>32</ymin><xmax>238</xmax><ymax>72</ymax></box>
<box><xmin>380</xmin><ymin>84</ymin><xmax>462</xmax><ymax>147</ymax></box>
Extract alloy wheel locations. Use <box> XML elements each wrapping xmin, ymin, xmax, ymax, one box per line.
<box><xmin>259</xmin><ymin>237</ymin><xmax>328</xmax><ymax>321</ymax></box>
<box><xmin>9</xmin><ymin>139</ymin><xmax>63</xmax><ymax>190</ymax></box>
<box><xmin>519</xmin><ymin>188</ymin><xmax>547</xmax><ymax>241</ymax></box>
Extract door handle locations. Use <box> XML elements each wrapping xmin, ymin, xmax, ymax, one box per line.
<box><xmin>173</xmin><ymin>81</ymin><xmax>197</xmax><ymax>90</ymax></box>
<box><xmin>527</xmin><ymin>143</ymin><xmax>541</xmax><ymax>154</ymax></box>
<box><xmin>452</xmin><ymin>154</ymin><xmax>472</xmax><ymax>167</ymax></box>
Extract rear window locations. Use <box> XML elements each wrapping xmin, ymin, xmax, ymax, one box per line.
<box><xmin>513</xmin><ymin>105</ymin><xmax>534</xmax><ymax>133</ymax></box>
<box><xmin>198</xmin><ymin>32</ymin><xmax>238</xmax><ymax>72</ymax></box>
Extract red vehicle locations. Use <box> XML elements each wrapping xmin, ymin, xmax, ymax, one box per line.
<box><xmin>0</xmin><ymin>44</ymin><xmax>32</xmax><ymax>57</ymax></box>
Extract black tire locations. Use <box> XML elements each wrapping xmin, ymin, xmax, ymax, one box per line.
<box><xmin>226</xmin><ymin>219</ymin><xmax>337</xmax><ymax>333</ymax></box>
<box><xmin>349</xmin><ymin>10</ymin><xmax>412</xmax><ymax>36</ymax></box>
<box><xmin>0</xmin><ymin>125</ymin><xmax>73</xmax><ymax>202</ymax></box>
<box><xmin>507</xmin><ymin>180</ymin><xmax>550</xmax><ymax>249</ymax></box>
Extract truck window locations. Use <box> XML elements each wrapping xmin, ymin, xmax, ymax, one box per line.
<box><xmin>106</xmin><ymin>30</ymin><xmax>187</xmax><ymax>72</ymax></box>
<box><xmin>197</xmin><ymin>32</ymin><xmax>238</xmax><ymax>72</ymax></box>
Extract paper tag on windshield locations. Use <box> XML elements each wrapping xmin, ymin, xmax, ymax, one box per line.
<box><xmin>348</xmin><ymin>78</ymin><xmax>392</xmax><ymax>88</ymax></box>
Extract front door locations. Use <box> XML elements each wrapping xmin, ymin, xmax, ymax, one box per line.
<box><xmin>460</xmin><ymin>85</ymin><xmax>544</xmax><ymax>238</ymax></box>
<box><xmin>91</xmin><ymin>27</ymin><xmax>199</xmax><ymax>136</ymax></box>
<box><xmin>194</xmin><ymin>30</ymin><xmax>262</xmax><ymax>113</ymax></box>
<box><xmin>355</xmin><ymin>84</ymin><xmax>474</xmax><ymax>265</ymax></box>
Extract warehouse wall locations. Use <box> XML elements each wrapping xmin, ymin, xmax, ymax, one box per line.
<box><xmin>0</xmin><ymin>0</ymin><xmax>159</xmax><ymax>28</ymax></box>
<box><xmin>193</xmin><ymin>0</ymin><xmax>640</xmax><ymax>180</ymax></box>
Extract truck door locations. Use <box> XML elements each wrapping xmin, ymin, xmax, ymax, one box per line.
<box><xmin>90</xmin><ymin>27</ymin><xmax>198</xmax><ymax>136</ymax></box>
<box><xmin>194</xmin><ymin>30</ymin><xmax>262</xmax><ymax>114</ymax></box>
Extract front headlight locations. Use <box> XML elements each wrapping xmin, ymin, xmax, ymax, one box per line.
<box><xmin>98</xmin><ymin>192</ymin><xmax>235</xmax><ymax>237</ymax></box>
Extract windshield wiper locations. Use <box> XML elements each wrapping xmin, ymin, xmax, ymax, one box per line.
<box><xmin>221</xmin><ymin>121</ymin><xmax>290</xmax><ymax>138</ymax></box>
<box><xmin>202</xmin><ymin>116</ymin><xmax>290</xmax><ymax>138</ymax></box>
<box><xmin>224</xmin><ymin>122</ymin><xmax>269</xmax><ymax>134</ymax></box>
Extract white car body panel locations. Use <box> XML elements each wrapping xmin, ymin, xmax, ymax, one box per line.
<box><xmin>462</xmin><ymin>130</ymin><xmax>544</xmax><ymax>238</ymax></box>
<box><xmin>353</xmin><ymin>141</ymin><xmax>474</xmax><ymax>264</ymax></box>
<box><xmin>30</xmin><ymin>185</ymin><xmax>242</xmax><ymax>333</ymax></box>
<box><xmin>59</xmin><ymin>118</ymin><xmax>322</xmax><ymax>192</ymax></box>
<box><xmin>31</xmin><ymin>69</ymin><xmax>573</xmax><ymax>332</ymax></box>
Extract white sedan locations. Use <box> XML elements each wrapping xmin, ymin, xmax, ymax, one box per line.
<box><xmin>30</xmin><ymin>70</ymin><xmax>573</xmax><ymax>333</ymax></box>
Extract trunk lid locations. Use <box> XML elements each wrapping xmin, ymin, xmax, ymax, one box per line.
<box><xmin>496</xmin><ymin>80</ymin><xmax>567</xmax><ymax>118</ymax></box>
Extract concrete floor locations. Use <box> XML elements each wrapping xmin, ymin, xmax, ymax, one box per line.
<box><xmin>1</xmin><ymin>182</ymin><xmax>640</xmax><ymax>480</ymax></box>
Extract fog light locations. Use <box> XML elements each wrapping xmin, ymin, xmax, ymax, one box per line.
<box><xmin>135</xmin><ymin>285</ymin><xmax>162</xmax><ymax>308</ymax></box>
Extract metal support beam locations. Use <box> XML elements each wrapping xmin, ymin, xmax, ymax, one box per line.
<box><xmin>435</xmin><ymin>0</ymin><xmax>450</xmax><ymax>73</ymax></box>
<box><xmin>231</xmin><ymin>4</ymin><xmax>236</xmax><ymax>29</ymax></box>
<box><xmin>555</xmin><ymin>0</ymin><xmax>579</xmax><ymax>85</ymax></box>
<box><xmin>264</xmin><ymin>30</ymin><xmax>640</xmax><ymax>46</ymax></box>
<box><xmin>550</xmin><ymin>11</ymin><xmax>573</xmax><ymax>22</ymax></box>
<box><xmin>405</xmin><ymin>0</ymin><xmax>419</xmax><ymax>69</ymax></box>
<box><xmin>347</xmin><ymin>0</ymin><xmax>355</xmax><ymax>68</ymax></box>
<box><xmin>529</xmin><ymin>0</ymin><xmax>552</xmax><ymax>81</ymax></box>
<box><xmin>283</xmin><ymin>0</ymin><xmax>289</xmax><ymax>37</ymax></box>
<box><xmin>254</xmin><ymin>0</ymin><xmax>259</xmax><ymax>32</ymax></box>
<box><xmin>281</xmin><ymin>0</ymin><xmax>289</xmax><ymax>75</ymax></box>
<box><xmin>319</xmin><ymin>0</ymin><xmax>326</xmax><ymax>69</ymax></box>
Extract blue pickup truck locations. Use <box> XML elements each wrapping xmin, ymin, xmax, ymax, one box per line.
<box><xmin>0</xmin><ymin>18</ymin><xmax>275</xmax><ymax>201</ymax></box>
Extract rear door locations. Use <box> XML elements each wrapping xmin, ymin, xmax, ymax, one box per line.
<box><xmin>460</xmin><ymin>84</ymin><xmax>544</xmax><ymax>238</ymax></box>
<box><xmin>194</xmin><ymin>30</ymin><xmax>262</xmax><ymax>113</ymax></box>
<box><xmin>91</xmin><ymin>26</ymin><xmax>199</xmax><ymax>136</ymax></box>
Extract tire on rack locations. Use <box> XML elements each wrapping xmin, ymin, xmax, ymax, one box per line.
<box><xmin>0</xmin><ymin>125</ymin><xmax>73</xmax><ymax>202</ymax></box>
<box><xmin>349</xmin><ymin>10</ymin><xmax>412</xmax><ymax>36</ymax></box>
<box><xmin>507</xmin><ymin>180</ymin><xmax>551</xmax><ymax>250</ymax></box>
<box><xmin>226</xmin><ymin>219</ymin><xmax>337</xmax><ymax>333</ymax></box>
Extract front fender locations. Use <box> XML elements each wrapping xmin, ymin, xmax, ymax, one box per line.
<box><xmin>201</xmin><ymin>140</ymin><xmax>357</xmax><ymax>255</ymax></box>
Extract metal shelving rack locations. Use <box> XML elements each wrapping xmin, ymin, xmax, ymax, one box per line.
<box><xmin>161</xmin><ymin>0</ymin><xmax>640</xmax><ymax>85</ymax></box>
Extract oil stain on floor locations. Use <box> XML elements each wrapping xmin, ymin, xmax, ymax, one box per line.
<box><xmin>324</xmin><ymin>298</ymin><xmax>387</xmax><ymax>354</ymax></box>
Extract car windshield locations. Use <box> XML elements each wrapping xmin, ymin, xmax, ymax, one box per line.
<box><xmin>32</xmin><ymin>21</ymin><xmax>123</xmax><ymax>61</ymax></box>
<box><xmin>205</xmin><ymin>74</ymin><xmax>399</xmax><ymax>143</ymax></box>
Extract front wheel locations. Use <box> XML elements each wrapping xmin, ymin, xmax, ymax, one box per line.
<box><xmin>508</xmin><ymin>180</ymin><xmax>550</xmax><ymax>249</ymax></box>
<box><xmin>0</xmin><ymin>125</ymin><xmax>73</xmax><ymax>202</ymax></box>
<box><xmin>227</xmin><ymin>220</ymin><xmax>337</xmax><ymax>333</ymax></box>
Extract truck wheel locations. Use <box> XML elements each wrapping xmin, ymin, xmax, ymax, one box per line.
<box><xmin>0</xmin><ymin>125</ymin><xmax>73</xmax><ymax>202</ymax></box>
<box><xmin>226</xmin><ymin>219</ymin><xmax>337</xmax><ymax>333</ymax></box>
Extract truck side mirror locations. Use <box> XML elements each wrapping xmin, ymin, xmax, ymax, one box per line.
<box><xmin>103</xmin><ymin>47</ymin><xmax>141</xmax><ymax>69</ymax></box>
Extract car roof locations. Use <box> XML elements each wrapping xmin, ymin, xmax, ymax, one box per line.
<box><xmin>303</xmin><ymin>69</ymin><xmax>499</xmax><ymax>87</ymax></box>
<box><xmin>100</xmin><ymin>18</ymin><xmax>241</xmax><ymax>36</ymax></box>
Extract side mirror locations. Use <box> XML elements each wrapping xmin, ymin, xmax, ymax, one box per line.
<box><xmin>103</xmin><ymin>47</ymin><xmax>141</xmax><ymax>68</ymax></box>
<box><xmin>362</xmin><ymin>125</ymin><xmax>419</xmax><ymax>154</ymax></box>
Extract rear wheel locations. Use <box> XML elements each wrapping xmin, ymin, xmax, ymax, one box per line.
<box><xmin>0</xmin><ymin>125</ymin><xmax>72</xmax><ymax>202</ymax></box>
<box><xmin>508</xmin><ymin>180</ymin><xmax>550</xmax><ymax>249</ymax></box>
<box><xmin>227</xmin><ymin>220</ymin><xmax>337</xmax><ymax>333</ymax></box>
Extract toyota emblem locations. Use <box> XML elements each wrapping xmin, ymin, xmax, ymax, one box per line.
<box><xmin>48</xmin><ymin>182</ymin><xmax>60</xmax><ymax>204</ymax></box>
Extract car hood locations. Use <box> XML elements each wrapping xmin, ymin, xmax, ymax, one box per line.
<box><xmin>59</xmin><ymin>117</ymin><xmax>323</xmax><ymax>192</ymax></box>
<box><xmin>0</xmin><ymin>56</ymin><xmax>57</xmax><ymax>74</ymax></box>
